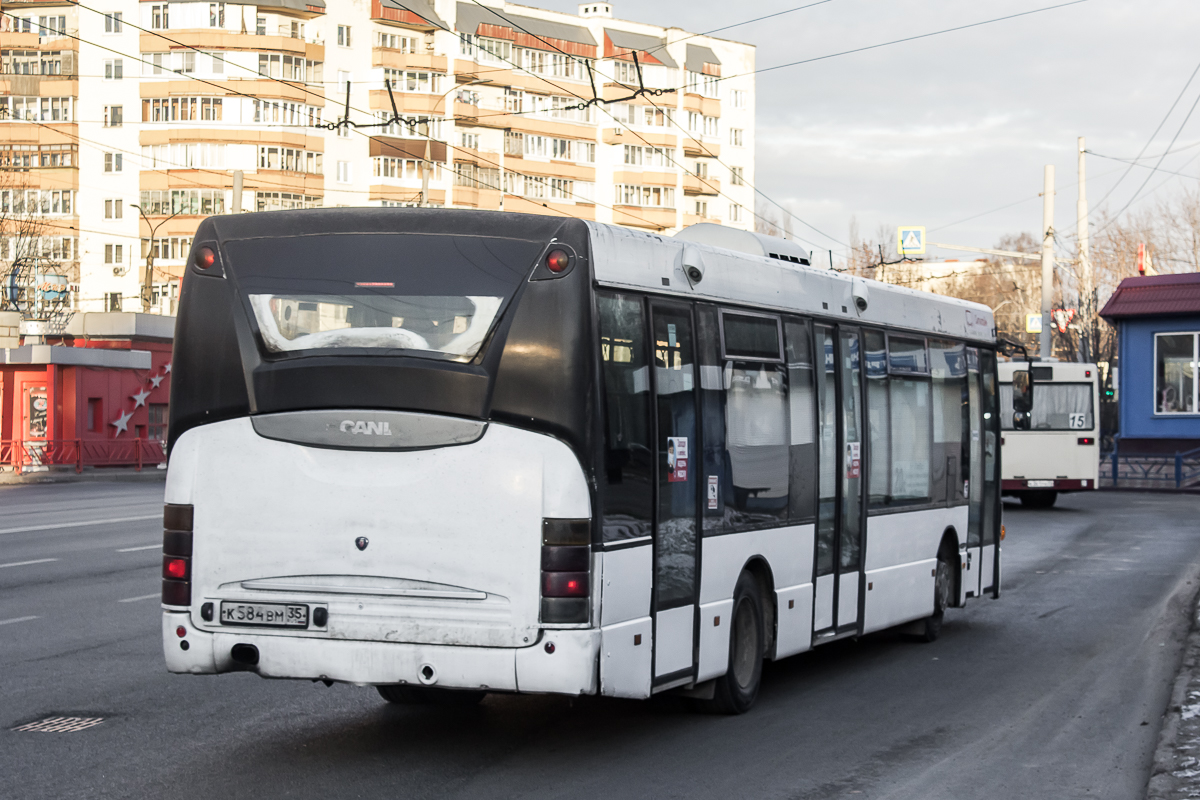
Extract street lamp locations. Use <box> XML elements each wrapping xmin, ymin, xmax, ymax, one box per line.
<box><xmin>131</xmin><ymin>203</ymin><xmax>181</xmax><ymax>313</ymax></box>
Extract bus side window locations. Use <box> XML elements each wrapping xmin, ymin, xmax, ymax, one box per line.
<box><xmin>696</xmin><ymin>305</ymin><xmax>728</xmax><ymax>535</ymax></box>
<box><xmin>980</xmin><ymin>349</ymin><xmax>999</xmax><ymax>547</ymax></box>
<box><xmin>785</xmin><ymin>318</ymin><xmax>816</xmax><ymax>522</ymax></box>
<box><xmin>864</xmin><ymin>330</ymin><xmax>889</xmax><ymax>510</ymax></box>
<box><xmin>884</xmin><ymin>335</ymin><xmax>932</xmax><ymax>507</ymax></box>
<box><xmin>720</xmin><ymin>310</ymin><xmax>789</xmax><ymax>529</ymax></box>
<box><xmin>597</xmin><ymin>291</ymin><xmax>653</xmax><ymax>543</ymax></box>
<box><xmin>930</xmin><ymin>339</ymin><xmax>967</xmax><ymax>507</ymax></box>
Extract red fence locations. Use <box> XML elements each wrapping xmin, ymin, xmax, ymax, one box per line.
<box><xmin>0</xmin><ymin>439</ymin><xmax>166</xmax><ymax>474</ymax></box>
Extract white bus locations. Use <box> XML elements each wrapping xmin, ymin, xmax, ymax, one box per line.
<box><xmin>998</xmin><ymin>361</ymin><xmax>1099</xmax><ymax>508</ymax></box>
<box><xmin>161</xmin><ymin>210</ymin><xmax>1003</xmax><ymax>714</ymax></box>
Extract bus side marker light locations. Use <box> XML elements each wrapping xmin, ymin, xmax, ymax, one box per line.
<box><xmin>634</xmin><ymin>634</ymin><xmax>642</xmax><ymax>646</ymax></box>
<box><xmin>788</xmin><ymin>600</ymin><xmax>795</xmax><ymax>609</ymax></box>
<box><xmin>544</xmin><ymin>642</ymin><xmax>555</xmax><ymax>654</ymax></box>
<box><xmin>1001</xmin><ymin>525</ymin><xmax>1006</xmax><ymax>541</ymax></box>
<box><xmin>868</xmin><ymin>583</ymin><xmax>873</xmax><ymax>591</ymax></box>
<box><xmin>546</xmin><ymin>249</ymin><xmax>571</xmax><ymax>273</ymax></box>
<box><xmin>714</xmin><ymin>616</ymin><xmax>720</xmax><ymax>627</ymax></box>
<box><xmin>176</xmin><ymin>626</ymin><xmax>187</xmax><ymax>638</ymax></box>
<box><xmin>195</xmin><ymin>246</ymin><xmax>216</xmax><ymax>270</ymax></box>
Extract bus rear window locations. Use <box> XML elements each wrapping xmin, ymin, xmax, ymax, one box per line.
<box><xmin>224</xmin><ymin>233</ymin><xmax>540</xmax><ymax>362</ymax></box>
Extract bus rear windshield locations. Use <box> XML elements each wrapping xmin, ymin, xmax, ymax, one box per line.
<box><xmin>1000</xmin><ymin>381</ymin><xmax>1094</xmax><ymax>431</ymax></box>
<box><xmin>224</xmin><ymin>233</ymin><xmax>540</xmax><ymax>362</ymax></box>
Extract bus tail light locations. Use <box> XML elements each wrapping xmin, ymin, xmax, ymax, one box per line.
<box><xmin>162</xmin><ymin>503</ymin><xmax>194</xmax><ymax>607</ymax></box>
<box><xmin>540</xmin><ymin>518</ymin><xmax>590</xmax><ymax>624</ymax></box>
<box><xmin>1077</xmin><ymin>437</ymin><xmax>1095</xmax><ymax>445</ymax></box>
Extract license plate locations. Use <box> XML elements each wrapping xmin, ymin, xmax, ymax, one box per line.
<box><xmin>1026</xmin><ymin>479</ymin><xmax>1055</xmax><ymax>488</ymax></box>
<box><xmin>220</xmin><ymin>601</ymin><xmax>308</xmax><ymax>628</ymax></box>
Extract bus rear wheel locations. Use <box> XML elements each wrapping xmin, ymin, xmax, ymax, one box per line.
<box><xmin>917</xmin><ymin>554</ymin><xmax>952</xmax><ymax>643</ymax></box>
<box><xmin>700</xmin><ymin>571</ymin><xmax>764</xmax><ymax>715</ymax></box>
<box><xmin>1020</xmin><ymin>490</ymin><xmax>1057</xmax><ymax>508</ymax></box>
<box><xmin>376</xmin><ymin>685</ymin><xmax>486</xmax><ymax>706</ymax></box>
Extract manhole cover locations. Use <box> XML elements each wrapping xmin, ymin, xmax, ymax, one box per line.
<box><xmin>13</xmin><ymin>716</ymin><xmax>105</xmax><ymax>733</ymax></box>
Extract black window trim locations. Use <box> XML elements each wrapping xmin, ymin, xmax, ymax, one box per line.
<box><xmin>717</xmin><ymin>307</ymin><xmax>785</xmax><ymax>364</ymax></box>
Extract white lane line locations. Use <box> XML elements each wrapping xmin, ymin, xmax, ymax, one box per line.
<box><xmin>0</xmin><ymin>514</ymin><xmax>160</xmax><ymax>536</ymax></box>
<box><xmin>0</xmin><ymin>616</ymin><xmax>39</xmax><ymax>626</ymax></box>
<box><xmin>0</xmin><ymin>558</ymin><xmax>59</xmax><ymax>569</ymax></box>
<box><xmin>117</xmin><ymin>593</ymin><xmax>160</xmax><ymax>603</ymax></box>
<box><xmin>116</xmin><ymin>544</ymin><xmax>160</xmax><ymax>553</ymax></box>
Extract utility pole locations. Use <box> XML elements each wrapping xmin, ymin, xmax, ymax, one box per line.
<box><xmin>1040</xmin><ymin>165</ymin><xmax>1054</xmax><ymax>359</ymax></box>
<box><xmin>132</xmin><ymin>204</ymin><xmax>180</xmax><ymax>313</ymax></box>
<box><xmin>1077</xmin><ymin>137</ymin><xmax>1093</xmax><ymax>363</ymax></box>
<box><xmin>232</xmin><ymin>170</ymin><xmax>243</xmax><ymax>213</ymax></box>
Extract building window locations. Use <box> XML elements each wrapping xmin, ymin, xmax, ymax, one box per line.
<box><xmin>149</xmin><ymin>403</ymin><xmax>168</xmax><ymax>444</ymax></box>
<box><xmin>211</xmin><ymin>52</ymin><xmax>224</xmax><ymax>73</ymax></box>
<box><xmin>460</xmin><ymin>132</ymin><xmax>480</xmax><ymax>150</ymax></box>
<box><xmin>180</xmin><ymin>52</ymin><xmax>195</xmax><ymax>73</ymax></box>
<box><xmin>104</xmin><ymin>12</ymin><xmax>122</xmax><ymax>33</ymax></box>
<box><xmin>105</xmin><ymin>293</ymin><xmax>122</xmax><ymax>312</ymax></box>
<box><xmin>695</xmin><ymin>200</ymin><xmax>707</xmax><ymax>217</ymax></box>
<box><xmin>730</xmin><ymin>128</ymin><xmax>743</xmax><ymax>146</ymax></box>
<box><xmin>104</xmin><ymin>244</ymin><xmax>124</xmax><ymax>264</ymax></box>
<box><xmin>104</xmin><ymin>105</ymin><xmax>123</xmax><ymax>127</ymax></box>
<box><xmin>337</xmin><ymin>25</ymin><xmax>351</xmax><ymax>47</ymax></box>
<box><xmin>1156</xmin><ymin>332</ymin><xmax>1199</xmax><ymax>414</ymax></box>
<box><xmin>209</xmin><ymin>3</ymin><xmax>225</xmax><ymax>27</ymax></box>
<box><xmin>731</xmin><ymin>89</ymin><xmax>746</xmax><ymax>109</ymax></box>
<box><xmin>151</xmin><ymin>5</ymin><xmax>168</xmax><ymax>29</ymax></box>
<box><xmin>730</xmin><ymin>204</ymin><xmax>742</xmax><ymax>222</ymax></box>
<box><xmin>256</xmin><ymin>16</ymin><xmax>266</xmax><ymax>35</ymax></box>
<box><xmin>103</xmin><ymin>152</ymin><xmax>123</xmax><ymax>172</ymax></box>
<box><xmin>730</xmin><ymin>166</ymin><xmax>744</xmax><ymax>185</ymax></box>
<box><xmin>336</xmin><ymin>161</ymin><xmax>352</xmax><ymax>183</ymax></box>
<box><xmin>104</xmin><ymin>59</ymin><xmax>123</xmax><ymax>80</ymax></box>
<box><xmin>104</xmin><ymin>199</ymin><xmax>123</xmax><ymax>219</ymax></box>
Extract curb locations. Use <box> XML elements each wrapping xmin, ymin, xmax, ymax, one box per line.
<box><xmin>1148</xmin><ymin>594</ymin><xmax>1200</xmax><ymax>799</ymax></box>
<box><xmin>0</xmin><ymin>468</ymin><xmax>166</xmax><ymax>486</ymax></box>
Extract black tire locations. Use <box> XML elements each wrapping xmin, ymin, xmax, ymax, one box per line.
<box><xmin>1019</xmin><ymin>490</ymin><xmax>1058</xmax><ymax>508</ymax></box>
<box><xmin>376</xmin><ymin>685</ymin><xmax>486</xmax><ymax>706</ymax></box>
<box><xmin>700</xmin><ymin>571</ymin><xmax>764</xmax><ymax>715</ymax></box>
<box><xmin>918</xmin><ymin>553</ymin><xmax>952</xmax><ymax>643</ymax></box>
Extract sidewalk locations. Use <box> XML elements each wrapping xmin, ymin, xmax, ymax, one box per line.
<box><xmin>0</xmin><ymin>466</ymin><xmax>166</xmax><ymax>485</ymax></box>
<box><xmin>1149</xmin><ymin>597</ymin><xmax>1200</xmax><ymax>798</ymax></box>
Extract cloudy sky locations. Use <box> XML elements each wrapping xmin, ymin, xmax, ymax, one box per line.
<box><xmin>534</xmin><ymin>0</ymin><xmax>1200</xmax><ymax>263</ymax></box>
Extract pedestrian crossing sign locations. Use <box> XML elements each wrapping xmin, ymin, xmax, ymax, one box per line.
<box><xmin>897</xmin><ymin>226</ymin><xmax>925</xmax><ymax>255</ymax></box>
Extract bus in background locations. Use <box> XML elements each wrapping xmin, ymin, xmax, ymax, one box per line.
<box><xmin>161</xmin><ymin>209</ymin><xmax>1003</xmax><ymax>714</ymax></box>
<box><xmin>999</xmin><ymin>360</ymin><xmax>1100</xmax><ymax>508</ymax></box>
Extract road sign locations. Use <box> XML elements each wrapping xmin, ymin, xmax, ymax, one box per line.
<box><xmin>897</xmin><ymin>226</ymin><xmax>925</xmax><ymax>255</ymax></box>
<box><xmin>1026</xmin><ymin>313</ymin><xmax>1043</xmax><ymax>334</ymax></box>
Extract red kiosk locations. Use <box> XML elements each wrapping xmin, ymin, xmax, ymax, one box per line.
<box><xmin>0</xmin><ymin>313</ymin><xmax>174</xmax><ymax>473</ymax></box>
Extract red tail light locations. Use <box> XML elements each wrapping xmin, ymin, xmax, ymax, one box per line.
<box><xmin>540</xmin><ymin>518</ymin><xmax>590</xmax><ymax>623</ymax></box>
<box><xmin>1077</xmin><ymin>437</ymin><xmax>1095</xmax><ymax>445</ymax></box>
<box><xmin>163</xmin><ymin>556</ymin><xmax>189</xmax><ymax>580</ymax></box>
<box><xmin>195</xmin><ymin>246</ymin><xmax>216</xmax><ymax>270</ymax></box>
<box><xmin>546</xmin><ymin>249</ymin><xmax>571</xmax><ymax>273</ymax></box>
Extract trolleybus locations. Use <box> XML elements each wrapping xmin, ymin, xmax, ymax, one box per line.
<box><xmin>161</xmin><ymin>209</ymin><xmax>1004</xmax><ymax>713</ymax></box>
<box><xmin>999</xmin><ymin>360</ymin><xmax>1099</xmax><ymax>508</ymax></box>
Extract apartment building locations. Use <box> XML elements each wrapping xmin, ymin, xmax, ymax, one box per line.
<box><xmin>0</xmin><ymin>0</ymin><xmax>755</xmax><ymax>314</ymax></box>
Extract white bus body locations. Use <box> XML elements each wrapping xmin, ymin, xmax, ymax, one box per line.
<box><xmin>998</xmin><ymin>361</ymin><xmax>1100</xmax><ymax>508</ymax></box>
<box><xmin>161</xmin><ymin>211</ymin><xmax>1003</xmax><ymax>712</ymax></box>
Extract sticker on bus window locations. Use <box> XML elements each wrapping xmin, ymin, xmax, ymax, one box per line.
<box><xmin>1069</xmin><ymin>413</ymin><xmax>1087</xmax><ymax>429</ymax></box>
<box><xmin>707</xmin><ymin>475</ymin><xmax>719</xmax><ymax>509</ymax></box>
<box><xmin>846</xmin><ymin>441</ymin><xmax>861</xmax><ymax>479</ymax></box>
<box><xmin>667</xmin><ymin>437</ymin><xmax>688</xmax><ymax>482</ymax></box>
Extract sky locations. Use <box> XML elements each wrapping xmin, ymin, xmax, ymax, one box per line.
<box><xmin>530</xmin><ymin>0</ymin><xmax>1200</xmax><ymax>264</ymax></box>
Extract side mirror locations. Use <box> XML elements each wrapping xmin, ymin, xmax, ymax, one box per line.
<box><xmin>1012</xmin><ymin>369</ymin><xmax>1033</xmax><ymax>412</ymax></box>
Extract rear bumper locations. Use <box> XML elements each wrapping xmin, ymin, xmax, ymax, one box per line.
<box><xmin>163</xmin><ymin>612</ymin><xmax>599</xmax><ymax>696</ymax></box>
<box><xmin>1001</xmin><ymin>478</ymin><xmax>1096</xmax><ymax>492</ymax></box>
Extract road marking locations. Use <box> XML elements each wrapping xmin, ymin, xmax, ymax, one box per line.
<box><xmin>0</xmin><ymin>558</ymin><xmax>59</xmax><ymax>569</ymax></box>
<box><xmin>116</xmin><ymin>544</ymin><xmax>160</xmax><ymax>552</ymax></box>
<box><xmin>117</xmin><ymin>593</ymin><xmax>160</xmax><ymax>603</ymax></box>
<box><xmin>0</xmin><ymin>616</ymin><xmax>39</xmax><ymax>626</ymax></box>
<box><xmin>0</xmin><ymin>514</ymin><xmax>160</xmax><ymax>536</ymax></box>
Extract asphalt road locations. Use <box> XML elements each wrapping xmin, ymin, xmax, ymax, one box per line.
<box><xmin>2</xmin><ymin>482</ymin><xmax>1198</xmax><ymax>800</ymax></box>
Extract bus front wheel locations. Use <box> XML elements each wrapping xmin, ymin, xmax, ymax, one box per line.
<box><xmin>376</xmin><ymin>685</ymin><xmax>486</xmax><ymax>706</ymax></box>
<box><xmin>701</xmin><ymin>571</ymin><xmax>764</xmax><ymax>715</ymax></box>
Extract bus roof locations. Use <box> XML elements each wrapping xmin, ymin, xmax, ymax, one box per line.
<box><xmin>586</xmin><ymin>222</ymin><xmax>997</xmax><ymax>344</ymax></box>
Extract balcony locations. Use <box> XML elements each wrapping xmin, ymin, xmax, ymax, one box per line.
<box><xmin>683</xmin><ymin>174</ymin><xmax>720</xmax><ymax>196</ymax></box>
<box><xmin>371</xmin><ymin>49</ymin><xmax>447</xmax><ymax>72</ymax></box>
<box><xmin>682</xmin><ymin>138</ymin><xmax>720</xmax><ymax>158</ymax></box>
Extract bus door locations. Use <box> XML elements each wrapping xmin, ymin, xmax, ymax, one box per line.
<box><xmin>963</xmin><ymin>348</ymin><xmax>985</xmax><ymax>599</ymax></box>
<box><xmin>979</xmin><ymin>349</ymin><xmax>1000</xmax><ymax>595</ymax></box>
<box><xmin>814</xmin><ymin>326</ymin><xmax>865</xmax><ymax>636</ymax></box>
<box><xmin>649</xmin><ymin>302</ymin><xmax>700</xmax><ymax>687</ymax></box>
